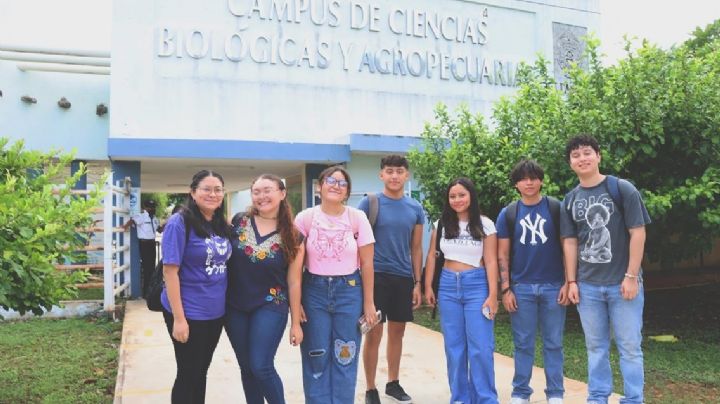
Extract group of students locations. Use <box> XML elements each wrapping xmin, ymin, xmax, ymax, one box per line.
<box><xmin>153</xmin><ymin>134</ymin><xmax>650</xmax><ymax>404</ymax></box>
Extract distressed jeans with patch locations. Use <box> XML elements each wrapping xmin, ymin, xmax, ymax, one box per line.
<box><xmin>301</xmin><ymin>270</ymin><xmax>363</xmax><ymax>404</ymax></box>
<box><xmin>577</xmin><ymin>281</ymin><xmax>644</xmax><ymax>404</ymax></box>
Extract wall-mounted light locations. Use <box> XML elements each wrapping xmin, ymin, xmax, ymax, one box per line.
<box><xmin>21</xmin><ymin>95</ymin><xmax>36</xmax><ymax>104</ymax></box>
<box><xmin>96</xmin><ymin>103</ymin><xmax>108</xmax><ymax>116</ymax></box>
<box><xmin>58</xmin><ymin>97</ymin><xmax>71</xmax><ymax>109</ymax></box>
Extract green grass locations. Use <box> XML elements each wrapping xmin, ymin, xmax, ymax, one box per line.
<box><xmin>73</xmin><ymin>288</ymin><xmax>104</xmax><ymax>301</ymax></box>
<box><xmin>0</xmin><ymin>316</ymin><xmax>122</xmax><ymax>404</ymax></box>
<box><xmin>414</xmin><ymin>283</ymin><xmax>720</xmax><ymax>403</ymax></box>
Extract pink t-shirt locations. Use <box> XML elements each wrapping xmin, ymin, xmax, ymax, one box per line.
<box><xmin>294</xmin><ymin>206</ymin><xmax>375</xmax><ymax>276</ymax></box>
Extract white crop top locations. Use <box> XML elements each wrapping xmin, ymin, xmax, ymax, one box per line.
<box><xmin>437</xmin><ymin>216</ymin><xmax>497</xmax><ymax>267</ymax></box>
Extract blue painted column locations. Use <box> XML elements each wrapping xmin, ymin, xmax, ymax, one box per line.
<box><xmin>112</xmin><ymin>161</ymin><xmax>142</xmax><ymax>298</ymax></box>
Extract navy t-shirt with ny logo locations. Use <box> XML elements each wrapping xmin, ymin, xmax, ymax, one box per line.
<box><xmin>496</xmin><ymin>196</ymin><xmax>564</xmax><ymax>284</ymax></box>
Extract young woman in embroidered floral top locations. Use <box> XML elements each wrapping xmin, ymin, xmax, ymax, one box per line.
<box><xmin>225</xmin><ymin>174</ymin><xmax>305</xmax><ymax>404</ymax></box>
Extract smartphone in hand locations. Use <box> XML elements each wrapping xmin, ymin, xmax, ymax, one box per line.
<box><xmin>359</xmin><ymin>310</ymin><xmax>382</xmax><ymax>335</ymax></box>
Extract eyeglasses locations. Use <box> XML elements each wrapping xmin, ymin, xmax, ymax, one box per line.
<box><xmin>197</xmin><ymin>187</ymin><xmax>225</xmax><ymax>195</ymax></box>
<box><xmin>324</xmin><ymin>177</ymin><xmax>348</xmax><ymax>188</ymax></box>
<box><xmin>251</xmin><ymin>187</ymin><xmax>279</xmax><ymax>197</ymax></box>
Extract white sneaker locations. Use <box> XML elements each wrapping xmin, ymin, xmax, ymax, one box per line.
<box><xmin>510</xmin><ymin>398</ymin><xmax>530</xmax><ymax>404</ymax></box>
<box><xmin>548</xmin><ymin>398</ymin><xmax>564</xmax><ymax>404</ymax></box>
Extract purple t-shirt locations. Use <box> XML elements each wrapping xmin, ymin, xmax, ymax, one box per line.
<box><xmin>160</xmin><ymin>213</ymin><xmax>231</xmax><ymax>320</ymax></box>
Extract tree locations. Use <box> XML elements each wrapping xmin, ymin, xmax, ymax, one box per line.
<box><xmin>0</xmin><ymin>138</ymin><xmax>103</xmax><ymax>316</ymax></box>
<box><xmin>409</xmin><ymin>29</ymin><xmax>720</xmax><ymax>267</ymax></box>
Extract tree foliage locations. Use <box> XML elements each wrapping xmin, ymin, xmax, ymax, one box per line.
<box><xmin>0</xmin><ymin>138</ymin><xmax>103</xmax><ymax>316</ymax></box>
<box><xmin>409</xmin><ymin>29</ymin><xmax>720</xmax><ymax>267</ymax></box>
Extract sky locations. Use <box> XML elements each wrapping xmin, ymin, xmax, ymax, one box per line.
<box><xmin>599</xmin><ymin>0</ymin><xmax>720</xmax><ymax>64</ymax></box>
<box><xmin>0</xmin><ymin>0</ymin><xmax>718</xmax><ymax>64</ymax></box>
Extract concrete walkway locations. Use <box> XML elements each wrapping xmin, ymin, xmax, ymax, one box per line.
<box><xmin>115</xmin><ymin>300</ymin><xmax>621</xmax><ymax>403</ymax></box>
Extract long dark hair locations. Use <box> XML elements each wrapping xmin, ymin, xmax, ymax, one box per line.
<box><xmin>181</xmin><ymin>170</ymin><xmax>231</xmax><ymax>239</ymax></box>
<box><xmin>440</xmin><ymin>177</ymin><xmax>486</xmax><ymax>240</ymax></box>
<box><xmin>248</xmin><ymin>174</ymin><xmax>302</xmax><ymax>262</ymax></box>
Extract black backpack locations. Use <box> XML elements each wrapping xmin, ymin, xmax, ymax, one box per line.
<box><xmin>145</xmin><ymin>217</ymin><xmax>191</xmax><ymax>312</ymax></box>
<box><xmin>367</xmin><ymin>192</ymin><xmax>380</xmax><ymax>230</ymax></box>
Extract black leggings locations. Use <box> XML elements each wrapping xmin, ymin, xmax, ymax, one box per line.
<box><xmin>163</xmin><ymin>310</ymin><xmax>223</xmax><ymax>404</ymax></box>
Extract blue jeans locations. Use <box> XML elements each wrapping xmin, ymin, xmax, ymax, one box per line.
<box><xmin>301</xmin><ymin>270</ymin><xmax>363</xmax><ymax>404</ymax></box>
<box><xmin>510</xmin><ymin>283</ymin><xmax>566</xmax><ymax>400</ymax></box>
<box><xmin>225</xmin><ymin>305</ymin><xmax>288</xmax><ymax>404</ymax></box>
<box><xmin>577</xmin><ymin>282</ymin><xmax>644</xmax><ymax>404</ymax></box>
<box><xmin>438</xmin><ymin>268</ymin><xmax>498</xmax><ymax>404</ymax></box>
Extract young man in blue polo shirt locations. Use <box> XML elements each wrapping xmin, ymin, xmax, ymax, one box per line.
<box><xmin>359</xmin><ymin>155</ymin><xmax>425</xmax><ymax>404</ymax></box>
<box><xmin>496</xmin><ymin>159</ymin><xmax>569</xmax><ymax>404</ymax></box>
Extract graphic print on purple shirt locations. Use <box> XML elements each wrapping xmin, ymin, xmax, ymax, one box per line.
<box><xmin>160</xmin><ymin>213</ymin><xmax>231</xmax><ymax>320</ymax></box>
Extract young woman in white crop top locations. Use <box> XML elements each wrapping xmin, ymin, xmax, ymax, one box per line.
<box><xmin>423</xmin><ymin>177</ymin><xmax>499</xmax><ymax>404</ymax></box>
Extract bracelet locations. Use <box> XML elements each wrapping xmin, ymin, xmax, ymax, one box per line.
<box><xmin>414</xmin><ymin>280</ymin><xmax>421</xmax><ymax>286</ymax></box>
<box><xmin>567</xmin><ymin>280</ymin><xmax>577</xmax><ymax>285</ymax></box>
<box><xmin>501</xmin><ymin>287</ymin><xmax>511</xmax><ymax>295</ymax></box>
<box><xmin>624</xmin><ymin>273</ymin><xmax>638</xmax><ymax>279</ymax></box>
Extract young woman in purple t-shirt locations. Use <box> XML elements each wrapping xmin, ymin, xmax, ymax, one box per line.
<box><xmin>160</xmin><ymin>170</ymin><xmax>232</xmax><ymax>404</ymax></box>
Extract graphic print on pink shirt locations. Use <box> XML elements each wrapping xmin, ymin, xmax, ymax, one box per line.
<box><xmin>295</xmin><ymin>206</ymin><xmax>375</xmax><ymax>276</ymax></box>
<box><xmin>312</xmin><ymin>228</ymin><xmax>349</xmax><ymax>261</ymax></box>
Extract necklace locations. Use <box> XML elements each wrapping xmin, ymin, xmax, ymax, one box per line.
<box><xmin>323</xmin><ymin>209</ymin><xmax>346</xmax><ymax>228</ymax></box>
<box><xmin>257</xmin><ymin>214</ymin><xmax>277</xmax><ymax>220</ymax></box>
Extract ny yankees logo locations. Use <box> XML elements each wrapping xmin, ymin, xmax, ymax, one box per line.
<box><xmin>519</xmin><ymin>213</ymin><xmax>548</xmax><ymax>245</ymax></box>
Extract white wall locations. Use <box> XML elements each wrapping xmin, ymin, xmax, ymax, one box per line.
<box><xmin>0</xmin><ymin>0</ymin><xmax>112</xmax><ymax>160</ymax></box>
<box><xmin>111</xmin><ymin>0</ymin><xmax>599</xmax><ymax>143</ymax></box>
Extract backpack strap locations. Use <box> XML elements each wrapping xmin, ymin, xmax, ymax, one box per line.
<box><xmin>505</xmin><ymin>201</ymin><xmax>518</xmax><ymax>240</ymax></box>
<box><xmin>431</xmin><ymin>220</ymin><xmax>444</xmax><ymax>319</ymax></box>
<box><xmin>547</xmin><ymin>196</ymin><xmax>561</xmax><ymax>239</ymax></box>
<box><xmin>301</xmin><ymin>206</ymin><xmax>317</xmax><ymax>235</ymax></box>
<box><xmin>367</xmin><ymin>193</ymin><xmax>379</xmax><ymax>229</ymax></box>
<box><xmin>605</xmin><ymin>175</ymin><xmax>624</xmax><ymax>215</ymax></box>
<box><xmin>347</xmin><ymin>206</ymin><xmax>360</xmax><ymax>240</ymax></box>
<box><xmin>300</xmin><ymin>207</ymin><xmax>317</xmax><ymax>271</ymax></box>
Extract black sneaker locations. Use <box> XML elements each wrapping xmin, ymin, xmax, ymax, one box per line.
<box><xmin>365</xmin><ymin>388</ymin><xmax>381</xmax><ymax>404</ymax></box>
<box><xmin>385</xmin><ymin>380</ymin><xmax>412</xmax><ymax>403</ymax></box>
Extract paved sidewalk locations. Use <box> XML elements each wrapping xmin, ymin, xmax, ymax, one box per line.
<box><xmin>115</xmin><ymin>300</ymin><xmax>621</xmax><ymax>403</ymax></box>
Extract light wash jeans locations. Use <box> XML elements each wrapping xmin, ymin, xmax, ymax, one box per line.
<box><xmin>577</xmin><ymin>281</ymin><xmax>644</xmax><ymax>404</ymax></box>
<box><xmin>225</xmin><ymin>305</ymin><xmax>288</xmax><ymax>404</ymax></box>
<box><xmin>300</xmin><ymin>270</ymin><xmax>363</xmax><ymax>404</ymax></box>
<box><xmin>510</xmin><ymin>282</ymin><xmax>566</xmax><ymax>401</ymax></box>
<box><xmin>438</xmin><ymin>268</ymin><xmax>499</xmax><ymax>404</ymax></box>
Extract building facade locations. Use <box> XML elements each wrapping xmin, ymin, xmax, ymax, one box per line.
<box><xmin>0</xmin><ymin>0</ymin><xmax>600</xmax><ymax>296</ymax></box>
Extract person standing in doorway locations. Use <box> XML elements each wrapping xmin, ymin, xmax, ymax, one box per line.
<box><xmin>124</xmin><ymin>198</ymin><xmax>160</xmax><ymax>297</ymax></box>
<box><xmin>561</xmin><ymin>134</ymin><xmax>651</xmax><ymax>404</ymax></box>
<box><xmin>495</xmin><ymin>159</ymin><xmax>569</xmax><ymax>404</ymax></box>
<box><xmin>358</xmin><ymin>155</ymin><xmax>425</xmax><ymax>404</ymax></box>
